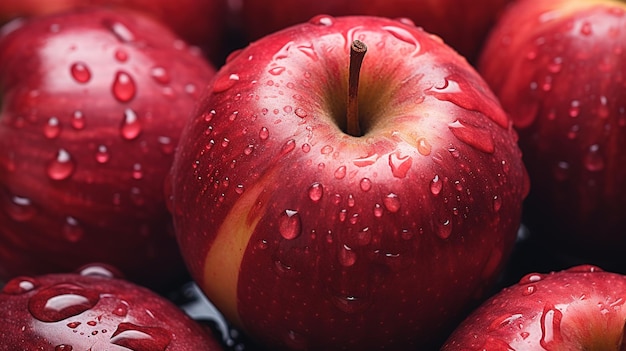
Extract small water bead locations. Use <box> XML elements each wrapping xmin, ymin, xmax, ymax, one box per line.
<box><xmin>110</xmin><ymin>322</ymin><xmax>172</xmax><ymax>351</ymax></box>
<box><xmin>115</xmin><ymin>49</ymin><xmax>128</xmax><ymax>62</ymax></box>
<box><xmin>107</xmin><ymin>21</ymin><xmax>135</xmax><ymax>42</ymax></box>
<box><xmin>268</xmin><ymin>66</ymin><xmax>286</xmax><ymax>75</ymax></box>
<box><xmin>540</xmin><ymin>305</ymin><xmax>564</xmax><ymax>350</ymax></box>
<box><xmin>278</xmin><ymin>210</ymin><xmax>302</xmax><ymax>240</ymax></box>
<box><xmin>360</xmin><ymin>178</ymin><xmax>372</xmax><ymax>192</ymax></box>
<box><xmin>301</xmin><ymin>143</ymin><xmax>311</xmax><ymax>153</ymax></box>
<box><xmin>493</xmin><ymin>195</ymin><xmax>502</xmax><ymax>212</ymax></box>
<box><xmin>2</xmin><ymin>277</ymin><xmax>37</xmax><ymax>294</ymax></box>
<box><xmin>430</xmin><ymin>175</ymin><xmax>443</xmax><ymax>195</ymax></box>
<box><xmin>523</xmin><ymin>285</ymin><xmax>537</xmax><ymax>296</ymax></box>
<box><xmin>95</xmin><ymin>145</ymin><xmax>110</xmax><ymax>164</ymax></box>
<box><xmin>280</xmin><ymin>139</ymin><xmax>296</xmax><ymax>155</ymax></box>
<box><xmin>338</xmin><ymin>209</ymin><xmax>347</xmax><ymax>222</ymax></box>
<box><xmin>132</xmin><ymin>163</ymin><xmax>143</xmax><ymax>180</ymax></box>
<box><xmin>151</xmin><ymin>67</ymin><xmax>170</xmax><ymax>84</ymax></box>
<box><xmin>383</xmin><ymin>193</ymin><xmax>400</xmax><ymax>213</ymax></box>
<box><xmin>158</xmin><ymin>136</ymin><xmax>174</xmax><ymax>155</ymax></box>
<box><xmin>71</xmin><ymin>111</ymin><xmax>85</xmax><ymax>130</ymax></box>
<box><xmin>548</xmin><ymin>57</ymin><xmax>563</xmax><ymax>73</ymax></box>
<box><xmin>63</xmin><ymin>216</ymin><xmax>84</xmax><ymax>243</ymax></box>
<box><xmin>373</xmin><ymin>203</ymin><xmax>384</xmax><ymax>217</ymax></box>
<box><xmin>308</xmin><ymin>182</ymin><xmax>323</xmax><ymax>202</ymax></box>
<box><xmin>212</xmin><ymin>73</ymin><xmax>240</xmax><ymax>93</ymax></box>
<box><xmin>259</xmin><ymin>127</ymin><xmax>269</xmax><ymax>140</ymax></box>
<box><xmin>584</xmin><ymin>144</ymin><xmax>605</xmax><ymax>171</ymax></box>
<box><xmin>334</xmin><ymin>165</ymin><xmax>347</xmax><ymax>179</ymax></box>
<box><xmin>437</xmin><ymin>219</ymin><xmax>453</xmax><ymax>239</ymax></box>
<box><xmin>388</xmin><ymin>152</ymin><xmax>412</xmax><ymax>178</ymax></box>
<box><xmin>580</xmin><ymin>21</ymin><xmax>593</xmax><ymax>36</ymax></box>
<box><xmin>416</xmin><ymin>137</ymin><xmax>432</xmax><ymax>156</ymax></box>
<box><xmin>112</xmin><ymin>71</ymin><xmax>137</xmax><ymax>102</ymax></box>
<box><xmin>569</xmin><ymin>100</ymin><xmax>581</xmax><ymax>118</ymax></box>
<box><xmin>7</xmin><ymin>194</ymin><xmax>37</xmax><ymax>222</ymax></box>
<box><xmin>70</xmin><ymin>62</ymin><xmax>91</xmax><ymax>83</ymax></box>
<box><xmin>55</xmin><ymin>344</ymin><xmax>73</xmax><ymax>351</ymax></box>
<box><xmin>121</xmin><ymin>108</ymin><xmax>141</xmax><ymax>140</ymax></box>
<box><xmin>321</xmin><ymin>145</ymin><xmax>334</xmax><ymax>155</ymax></box>
<box><xmin>339</xmin><ymin>244</ymin><xmax>357</xmax><ymax>267</ymax></box>
<box><xmin>28</xmin><ymin>283</ymin><xmax>100</xmax><ymax>322</ymax></box>
<box><xmin>295</xmin><ymin>108</ymin><xmax>307</xmax><ymax>118</ymax></box>
<box><xmin>47</xmin><ymin>149</ymin><xmax>75</xmax><ymax>180</ymax></box>
<box><xmin>309</xmin><ymin>14</ymin><xmax>334</xmax><ymax>26</ymax></box>
<box><xmin>44</xmin><ymin>117</ymin><xmax>61</xmax><ymax>139</ymax></box>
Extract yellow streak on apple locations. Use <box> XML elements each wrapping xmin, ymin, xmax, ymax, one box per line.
<box><xmin>202</xmin><ymin>174</ymin><xmax>271</xmax><ymax>328</ymax></box>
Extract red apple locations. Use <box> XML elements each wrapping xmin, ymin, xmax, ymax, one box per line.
<box><xmin>0</xmin><ymin>264</ymin><xmax>224</xmax><ymax>350</ymax></box>
<box><xmin>478</xmin><ymin>0</ymin><xmax>626</xmax><ymax>263</ymax></box>
<box><xmin>442</xmin><ymin>265</ymin><xmax>626</xmax><ymax>350</ymax></box>
<box><xmin>0</xmin><ymin>0</ymin><xmax>228</xmax><ymax>63</ymax></box>
<box><xmin>168</xmin><ymin>15</ymin><xmax>529</xmax><ymax>350</ymax></box>
<box><xmin>233</xmin><ymin>0</ymin><xmax>512</xmax><ymax>62</ymax></box>
<box><xmin>0</xmin><ymin>8</ymin><xmax>216</xmax><ymax>289</ymax></box>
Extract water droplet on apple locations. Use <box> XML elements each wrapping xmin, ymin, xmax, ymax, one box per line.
<box><xmin>6</xmin><ymin>194</ymin><xmax>37</xmax><ymax>221</ymax></box>
<box><xmin>301</xmin><ymin>143</ymin><xmax>311</xmax><ymax>152</ymax></box>
<box><xmin>321</xmin><ymin>145</ymin><xmax>333</xmax><ymax>155</ymax></box>
<box><xmin>44</xmin><ymin>117</ymin><xmax>61</xmax><ymax>139</ymax></box>
<box><xmin>383</xmin><ymin>193</ymin><xmax>400</xmax><ymax>213</ymax></box>
<box><xmin>331</xmin><ymin>294</ymin><xmax>371</xmax><ymax>314</ymax></box>
<box><xmin>259</xmin><ymin>127</ymin><xmax>269</xmax><ymax>140</ymax></box>
<box><xmin>339</xmin><ymin>244</ymin><xmax>356</xmax><ymax>267</ymax></box>
<box><xmin>580</xmin><ymin>21</ymin><xmax>593</xmax><ymax>36</ymax></box>
<box><xmin>120</xmin><ymin>108</ymin><xmax>141</xmax><ymax>140</ymax></box>
<box><xmin>28</xmin><ymin>283</ymin><xmax>100</xmax><ymax>322</ymax></box>
<box><xmin>382</xmin><ymin>25</ymin><xmax>421</xmax><ymax>55</ymax></box>
<box><xmin>430</xmin><ymin>175</ymin><xmax>443</xmax><ymax>195</ymax></box>
<box><xmin>157</xmin><ymin>136</ymin><xmax>174</xmax><ymax>155</ymax></box>
<box><xmin>115</xmin><ymin>49</ymin><xmax>128</xmax><ymax>62</ymax></box>
<box><xmin>63</xmin><ymin>216</ymin><xmax>84</xmax><ymax>243</ymax></box>
<box><xmin>151</xmin><ymin>67</ymin><xmax>170</xmax><ymax>84</ymax></box>
<box><xmin>540</xmin><ymin>305</ymin><xmax>563</xmax><ymax>349</ymax></box>
<box><xmin>553</xmin><ymin>161</ymin><xmax>570</xmax><ymax>181</ymax></box>
<box><xmin>2</xmin><ymin>276</ymin><xmax>37</xmax><ymax>294</ymax></box>
<box><xmin>308</xmin><ymin>14</ymin><xmax>334</xmax><ymax>26</ymax></box>
<box><xmin>388</xmin><ymin>151</ymin><xmax>412</xmax><ymax>178</ymax></box>
<box><xmin>416</xmin><ymin>137</ymin><xmax>431</xmax><ymax>156</ymax></box>
<box><xmin>70</xmin><ymin>62</ymin><xmax>91</xmax><ymax>83</ymax></box>
<box><xmin>95</xmin><ymin>145</ymin><xmax>110</xmax><ymax>164</ymax></box>
<box><xmin>111</xmin><ymin>301</ymin><xmax>129</xmax><ymax>317</ymax></box>
<box><xmin>568</xmin><ymin>100</ymin><xmax>581</xmax><ymax>118</ymax></box>
<box><xmin>338</xmin><ymin>209</ymin><xmax>347</xmax><ymax>222</ymax></box>
<box><xmin>308</xmin><ymin>182</ymin><xmax>323</xmax><ymax>202</ymax></box>
<box><xmin>279</xmin><ymin>209</ymin><xmax>301</xmax><ymax>240</ymax></box>
<box><xmin>359</xmin><ymin>178</ymin><xmax>372</xmax><ymax>192</ymax></box>
<box><xmin>448</xmin><ymin>120</ymin><xmax>495</xmax><ymax>153</ymax></box>
<box><xmin>567</xmin><ymin>124</ymin><xmax>580</xmax><ymax>139</ymax></box>
<box><xmin>212</xmin><ymin>73</ymin><xmax>240</xmax><ymax>93</ymax></box>
<box><xmin>488</xmin><ymin>313</ymin><xmax>523</xmax><ymax>332</ymax></box>
<box><xmin>437</xmin><ymin>219</ymin><xmax>452</xmax><ymax>239</ymax></box>
<box><xmin>522</xmin><ymin>284</ymin><xmax>537</xmax><ymax>296</ymax></box>
<box><xmin>584</xmin><ymin>144</ymin><xmax>604</xmax><ymax>171</ymax></box>
<box><xmin>357</xmin><ymin>227</ymin><xmax>372</xmax><ymax>245</ymax></box>
<box><xmin>519</xmin><ymin>273</ymin><xmax>544</xmax><ymax>285</ymax></box>
<box><xmin>71</xmin><ymin>110</ymin><xmax>85</xmax><ymax>130</ymax></box>
<box><xmin>334</xmin><ymin>165</ymin><xmax>347</xmax><ymax>179</ymax></box>
<box><xmin>132</xmin><ymin>163</ymin><xmax>144</xmax><ymax>180</ymax></box>
<box><xmin>112</xmin><ymin>71</ymin><xmax>136</xmax><ymax>102</ymax></box>
<box><xmin>295</xmin><ymin>108</ymin><xmax>307</xmax><ymax>118</ymax></box>
<box><xmin>268</xmin><ymin>66</ymin><xmax>286</xmax><ymax>76</ymax></box>
<box><xmin>548</xmin><ymin>57</ymin><xmax>563</xmax><ymax>73</ymax></box>
<box><xmin>110</xmin><ymin>322</ymin><xmax>172</xmax><ymax>351</ymax></box>
<box><xmin>105</xmin><ymin>20</ymin><xmax>135</xmax><ymax>42</ymax></box>
<box><xmin>55</xmin><ymin>344</ymin><xmax>73</xmax><ymax>351</ymax></box>
<box><xmin>281</xmin><ymin>139</ymin><xmax>296</xmax><ymax>155</ymax></box>
<box><xmin>47</xmin><ymin>149</ymin><xmax>75</xmax><ymax>180</ymax></box>
<box><xmin>373</xmin><ymin>203</ymin><xmax>384</xmax><ymax>217</ymax></box>
<box><xmin>493</xmin><ymin>195</ymin><xmax>502</xmax><ymax>212</ymax></box>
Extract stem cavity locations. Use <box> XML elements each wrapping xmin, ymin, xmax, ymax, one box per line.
<box><xmin>347</xmin><ymin>39</ymin><xmax>367</xmax><ymax>137</ymax></box>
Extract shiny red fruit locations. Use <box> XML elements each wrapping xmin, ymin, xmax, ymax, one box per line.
<box><xmin>443</xmin><ymin>265</ymin><xmax>626</xmax><ymax>350</ymax></box>
<box><xmin>0</xmin><ymin>264</ymin><xmax>224</xmax><ymax>350</ymax></box>
<box><xmin>479</xmin><ymin>0</ymin><xmax>626</xmax><ymax>261</ymax></box>
<box><xmin>168</xmin><ymin>15</ymin><xmax>528</xmax><ymax>350</ymax></box>
<box><xmin>0</xmin><ymin>8</ymin><xmax>216</xmax><ymax>289</ymax></box>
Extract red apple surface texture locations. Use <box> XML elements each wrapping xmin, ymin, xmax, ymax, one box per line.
<box><xmin>442</xmin><ymin>265</ymin><xmax>626</xmax><ymax>350</ymax></box>
<box><xmin>0</xmin><ymin>0</ymin><xmax>228</xmax><ymax>62</ymax></box>
<box><xmin>168</xmin><ymin>15</ymin><xmax>529</xmax><ymax>350</ymax></box>
<box><xmin>235</xmin><ymin>0</ymin><xmax>512</xmax><ymax>62</ymax></box>
<box><xmin>0</xmin><ymin>264</ymin><xmax>224</xmax><ymax>350</ymax></box>
<box><xmin>478</xmin><ymin>0</ymin><xmax>626</xmax><ymax>259</ymax></box>
<box><xmin>0</xmin><ymin>8</ymin><xmax>216</xmax><ymax>289</ymax></box>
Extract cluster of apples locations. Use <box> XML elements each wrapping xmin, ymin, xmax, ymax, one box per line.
<box><xmin>1</xmin><ymin>0</ymin><xmax>626</xmax><ymax>350</ymax></box>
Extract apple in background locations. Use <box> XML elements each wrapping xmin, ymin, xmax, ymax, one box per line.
<box><xmin>0</xmin><ymin>8</ymin><xmax>216</xmax><ymax>290</ymax></box>
<box><xmin>0</xmin><ymin>0</ymin><xmax>228</xmax><ymax>64</ymax></box>
<box><xmin>232</xmin><ymin>0</ymin><xmax>512</xmax><ymax>62</ymax></box>
<box><xmin>0</xmin><ymin>264</ymin><xmax>225</xmax><ymax>350</ymax></box>
<box><xmin>442</xmin><ymin>265</ymin><xmax>626</xmax><ymax>350</ymax></box>
<box><xmin>168</xmin><ymin>14</ymin><xmax>529</xmax><ymax>350</ymax></box>
<box><xmin>478</xmin><ymin>0</ymin><xmax>626</xmax><ymax>266</ymax></box>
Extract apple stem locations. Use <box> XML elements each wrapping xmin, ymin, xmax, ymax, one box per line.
<box><xmin>347</xmin><ymin>39</ymin><xmax>367</xmax><ymax>137</ymax></box>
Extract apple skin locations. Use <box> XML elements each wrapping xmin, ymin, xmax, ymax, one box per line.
<box><xmin>0</xmin><ymin>0</ymin><xmax>228</xmax><ymax>63</ymax></box>
<box><xmin>234</xmin><ymin>0</ymin><xmax>512</xmax><ymax>62</ymax></box>
<box><xmin>442</xmin><ymin>265</ymin><xmax>626</xmax><ymax>350</ymax></box>
<box><xmin>0</xmin><ymin>264</ymin><xmax>224</xmax><ymax>350</ymax></box>
<box><xmin>478</xmin><ymin>0</ymin><xmax>626</xmax><ymax>262</ymax></box>
<box><xmin>0</xmin><ymin>8</ymin><xmax>216</xmax><ymax>289</ymax></box>
<box><xmin>168</xmin><ymin>15</ymin><xmax>529</xmax><ymax>350</ymax></box>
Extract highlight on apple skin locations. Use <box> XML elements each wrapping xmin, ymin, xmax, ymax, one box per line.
<box><xmin>0</xmin><ymin>7</ymin><xmax>216</xmax><ymax>290</ymax></box>
<box><xmin>168</xmin><ymin>14</ymin><xmax>529</xmax><ymax>350</ymax></box>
